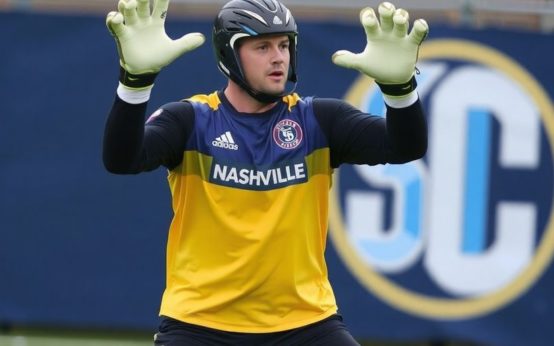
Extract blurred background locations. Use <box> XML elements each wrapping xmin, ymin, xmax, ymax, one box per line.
<box><xmin>1</xmin><ymin>0</ymin><xmax>553</xmax><ymax>345</ymax></box>
<box><xmin>3</xmin><ymin>0</ymin><xmax>554</xmax><ymax>31</ymax></box>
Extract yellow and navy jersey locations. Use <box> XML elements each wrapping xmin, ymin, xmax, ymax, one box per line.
<box><xmin>103</xmin><ymin>90</ymin><xmax>427</xmax><ymax>333</ymax></box>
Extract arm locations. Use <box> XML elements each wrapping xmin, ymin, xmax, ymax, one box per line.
<box><xmin>102</xmin><ymin>0</ymin><xmax>204</xmax><ymax>174</ymax></box>
<box><xmin>313</xmin><ymin>97</ymin><xmax>427</xmax><ymax>168</ymax></box>
<box><xmin>325</xmin><ymin>2</ymin><xmax>429</xmax><ymax>166</ymax></box>
<box><xmin>102</xmin><ymin>97</ymin><xmax>194</xmax><ymax>174</ymax></box>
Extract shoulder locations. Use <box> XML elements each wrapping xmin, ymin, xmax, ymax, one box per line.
<box><xmin>313</xmin><ymin>97</ymin><xmax>355</xmax><ymax>110</ymax></box>
<box><xmin>145</xmin><ymin>101</ymin><xmax>195</xmax><ymax>128</ymax></box>
<box><xmin>160</xmin><ymin>101</ymin><xmax>194</xmax><ymax>114</ymax></box>
<box><xmin>184</xmin><ymin>91</ymin><xmax>222</xmax><ymax>112</ymax></box>
<box><xmin>146</xmin><ymin>90</ymin><xmax>220</xmax><ymax>125</ymax></box>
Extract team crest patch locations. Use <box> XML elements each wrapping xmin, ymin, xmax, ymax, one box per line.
<box><xmin>273</xmin><ymin>119</ymin><xmax>303</xmax><ymax>150</ymax></box>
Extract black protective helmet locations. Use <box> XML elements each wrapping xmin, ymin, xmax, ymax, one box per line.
<box><xmin>213</xmin><ymin>0</ymin><xmax>298</xmax><ymax>103</ymax></box>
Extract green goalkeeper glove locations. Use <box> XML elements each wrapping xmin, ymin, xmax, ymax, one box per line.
<box><xmin>106</xmin><ymin>0</ymin><xmax>205</xmax><ymax>89</ymax></box>
<box><xmin>332</xmin><ymin>2</ymin><xmax>429</xmax><ymax>96</ymax></box>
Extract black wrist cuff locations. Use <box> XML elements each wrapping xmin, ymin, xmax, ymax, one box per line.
<box><xmin>119</xmin><ymin>66</ymin><xmax>159</xmax><ymax>89</ymax></box>
<box><xmin>376</xmin><ymin>75</ymin><xmax>417</xmax><ymax>97</ymax></box>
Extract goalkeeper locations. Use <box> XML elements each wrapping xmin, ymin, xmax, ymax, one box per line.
<box><xmin>103</xmin><ymin>0</ymin><xmax>429</xmax><ymax>344</ymax></box>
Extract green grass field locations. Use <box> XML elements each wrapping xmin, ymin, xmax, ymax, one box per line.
<box><xmin>0</xmin><ymin>336</ymin><xmax>152</xmax><ymax>346</ymax></box>
<box><xmin>0</xmin><ymin>336</ymin><xmax>150</xmax><ymax>346</ymax></box>
<box><xmin>0</xmin><ymin>330</ymin><xmax>153</xmax><ymax>346</ymax></box>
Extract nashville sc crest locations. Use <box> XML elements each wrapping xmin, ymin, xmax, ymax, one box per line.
<box><xmin>273</xmin><ymin>119</ymin><xmax>303</xmax><ymax>150</ymax></box>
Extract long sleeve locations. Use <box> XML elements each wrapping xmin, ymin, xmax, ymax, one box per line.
<box><xmin>313</xmin><ymin>97</ymin><xmax>427</xmax><ymax>168</ymax></box>
<box><xmin>102</xmin><ymin>95</ymin><xmax>195</xmax><ymax>174</ymax></box>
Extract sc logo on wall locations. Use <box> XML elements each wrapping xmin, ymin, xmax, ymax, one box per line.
<box><xmin>329</xmin><ymin>39</ymin><xmax>554</xmax><ymax>319</ymax></box>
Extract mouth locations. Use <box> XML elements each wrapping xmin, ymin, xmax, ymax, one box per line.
<box><xmin>268</xmin><ymin>71</ymin><xmax>285</xmax><ymax>81</ymax></box>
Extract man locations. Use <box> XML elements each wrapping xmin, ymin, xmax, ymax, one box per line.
<box><xmin>103</xmin><ymin>0</ymin><xmax>429</xmax><ymax>344</ymax></box>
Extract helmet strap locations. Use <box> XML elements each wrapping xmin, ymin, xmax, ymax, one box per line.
<box><xmin>229</xmin><ymin>72</ymin><xmax>297</xmax><ymax>104</ymax></box>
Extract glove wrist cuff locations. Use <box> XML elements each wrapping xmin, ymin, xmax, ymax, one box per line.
<box><xmin>383</xmin><ymin>90</ymin><xmax>418</xmax><ymax>108</ymax></box>
<box><xmin>119</xmin><ymin>66</ymin><xmax>159</xmax><ymax>89</ymax></box>
<box><xmin>117</xmin><ymin>83</ymin><xmax>153</xmax><ymax>104</ymax></box>
<box><xmin>376</xmin><ymin>75</ymin><xmax>417</xmax><ymax>97</ymax></box>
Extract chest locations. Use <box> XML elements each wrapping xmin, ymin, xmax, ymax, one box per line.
<box><xmin>194</xmin><ymin>105</ymin><xmax>316</xmax><ymax>167</ymax></box>
<box><xmin>187</xmin><ymin>103</ymin><xmax>324</xmax><ymax>191</ymax></box>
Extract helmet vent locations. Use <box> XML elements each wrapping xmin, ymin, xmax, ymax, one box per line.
<box><xmin>235</xmin><ymin>9</ymin><xmax>269</xmax><ymax>26</ymax></box>
<box><xmin>251</xmin><ymin>0</ymin><xmax>278</xmax><ymax>13</ymax></box>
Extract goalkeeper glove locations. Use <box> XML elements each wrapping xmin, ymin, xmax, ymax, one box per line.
<box><xmin>106</xmin><ymin>0</ymin><xmax>205</xmax><ymax>89</ymax></box>
<box><xmin>332</xmin><ymin>2</ymin><xmax>429</xmax><ymax>97</ymax></box>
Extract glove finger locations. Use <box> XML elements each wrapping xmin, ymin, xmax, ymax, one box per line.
<box><xmin>392</xmin><ymin>8</ymin><xmax>409</xmax><ymax>38</ymax></box>
<box><xmin>332</xmin><ymin>50</ymin><xmax>363</xmax><ymax>70</ymax></box>
<box><xmin>118</xmin><ymin>0</ymin><xmax>138</xmax><ymax>26</ymax></box>
<box><xmin>378</xmin><ymin>2</ymin><xmax>395</xmax><ymax>32</ymax></box>
<box><xmin>136</xmin><ymin>0</ymin><xmax>151</xmax><ymax>19</ymax></box>
<box><xmin>360</xmin><ymin>7</ymin><xmax>380</xmax><ymax>39</ymax></box>
<box><xmin>408</xmin><ymin>18</ymin><xmax>429</xmax><ymax>45</ymax></box>
<box><xmin>106</xmin><ymin>11</ymin><xmax>126</xmax><ymax>37</ymax></box>
<box><xmin>152</xmin><ymin>0</ymin><xmax>169</xmax><ymax>22</ymax></box>
<box><xmin>174</xmin><ymin>32</ymin><xmax>206</xmax><ymax>54</ymax></box>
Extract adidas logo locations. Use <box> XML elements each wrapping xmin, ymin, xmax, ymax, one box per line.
<box><xmin>273</xmin><ymin>15</ymin><xmax>282</xmax><ymax>25</ymax></box>
<box><xmin>212</xmin><ymin>131</ymin><xmax>239</xmax><ymax>151</ymax></box>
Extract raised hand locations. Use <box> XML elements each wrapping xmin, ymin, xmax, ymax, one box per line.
<box><xmin>106</xmin><ymin>0</ymin><xmax>205</xmax><ymax>76</ymax></box>
<box><xmin>332</xmin><ymin>2</ymin><xmax>428</xmax><ymax>85</ymax></box>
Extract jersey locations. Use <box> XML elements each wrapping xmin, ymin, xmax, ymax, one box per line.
<box><xmin>160</xmin><ymin>92</ymin><xmax>336</xmax><ymax>333</ymax></box>
<box><xmin>103</xmin><ymin>89</ymin><xmax>427</xmax><ymax>334</ymax></box>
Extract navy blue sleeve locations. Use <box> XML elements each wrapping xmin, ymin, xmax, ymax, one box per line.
<box><xmin>102</xmin><ymin>95</ymin><xmax>194</xmax><ymax>174</ymax></box>
<box><xmin>312</xmin><ymin>98</ymin><xmax>427</xmax><ymax>168</ymax></box>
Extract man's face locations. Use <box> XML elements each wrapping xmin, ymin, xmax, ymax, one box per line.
<box><xmin>238</xmin><ymin>35</ymin><xmax>290</xmax><ymax>96</ymax></box>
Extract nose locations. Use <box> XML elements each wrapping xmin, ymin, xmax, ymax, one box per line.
<box><xmin>271</xmin><ymin>45</ymin><xmax>286</xmax><ymax>63</ymax></box>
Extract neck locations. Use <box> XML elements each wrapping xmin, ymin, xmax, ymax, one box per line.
<box><xmin>224</xmin><ymin>80</ymin><xmax>278</xmax><ymax>114</ymax></box>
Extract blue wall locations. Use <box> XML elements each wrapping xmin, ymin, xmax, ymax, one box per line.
<box><xmin>1</xmin><ymin>10</ymin><xmax>553</xmax><ymax>346</ymax></box>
